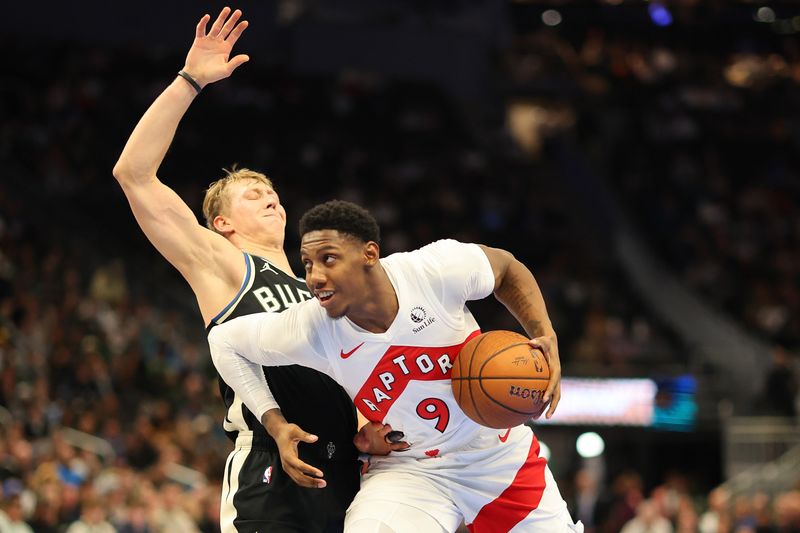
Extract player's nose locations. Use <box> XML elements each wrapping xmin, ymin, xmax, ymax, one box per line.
<box><xmin>306</xmin><ymin>265</ymin><xmax>326</xmax><ymax>287</ymax></box>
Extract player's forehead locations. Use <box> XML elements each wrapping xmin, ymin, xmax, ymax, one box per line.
<box><xmin>231</xmin><ymin>178</ymin><xmax>275</xmax><ymax>196</ymax></box>
<box><xmin>300</xmin><ymin>230</ymin><xmax>354</xmax><ymax>255</ymax></box>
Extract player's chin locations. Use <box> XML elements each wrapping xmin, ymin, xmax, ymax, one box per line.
<box><xmin>324</xmin><ymin>304</ymin><xmax>347</xmax><ymax>320</ymax></box>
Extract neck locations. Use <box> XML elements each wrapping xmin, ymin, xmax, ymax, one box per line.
<box><xmin>347</xmin><ymin>264</ymin><xmax>399</xmax><ymax>333</ymax></box>
<box><xmin>230</xmin><ymin>236</ymin><xmax>295</xmax><ymax>275</ymax></box>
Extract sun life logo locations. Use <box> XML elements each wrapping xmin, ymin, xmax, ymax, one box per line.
<box><xmin>411</xmin><ymin>306</ymin><xmax>436</xmax><ymax>334</ymax></box>
<box><xmin>410</xmin><ymin>307</ymin><xmax>426</xmax><ymax>323</ymax></box>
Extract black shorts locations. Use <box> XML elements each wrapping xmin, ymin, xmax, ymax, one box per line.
<box><xmin>221</xmin><ymin>436</ymin><xmax>360</xmax><ymax>533</ymax></box>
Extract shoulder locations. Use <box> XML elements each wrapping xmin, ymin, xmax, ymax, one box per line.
<box><xmin>410</xmin><ymin>239</ymin><xmax>488</xmax><ymax>272</ymax></box>
<box><xmin>418</xmin><ymin>239</ymin><xmax>482</xmax><ymax>257</ymax></box>
<box><xmin>384</xmin><ymin>239</ymin><xmax>481</xmax><ymax>266</ymax></box>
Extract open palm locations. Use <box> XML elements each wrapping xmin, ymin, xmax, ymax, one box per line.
<box><xmin>183</xmin><ymin>7</ymin><xmax>249</xmax><ymax>88</ymax></box>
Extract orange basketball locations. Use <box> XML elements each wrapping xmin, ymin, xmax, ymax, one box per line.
<box><xmin>451</xmin><ymin>330</ymin><xmax>550</xmax><ymax>429</ymax></box>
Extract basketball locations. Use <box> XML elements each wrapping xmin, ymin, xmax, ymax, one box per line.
<box><xmin>451</xmin><ymin>330</ymin><xmax>550</xmax><ymax>429</ymax></box>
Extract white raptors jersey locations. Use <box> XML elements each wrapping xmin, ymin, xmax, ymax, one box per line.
<box><xmin>209</xmin><ymin>239</ymin><xmax>499</xmax><ymax>460</ymax></box>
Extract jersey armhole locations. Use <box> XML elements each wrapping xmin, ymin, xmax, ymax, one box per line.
<box><xmin>209</xmin><ymin>253</ymin><xmax>255</xmax><ymax>325</ymax></box>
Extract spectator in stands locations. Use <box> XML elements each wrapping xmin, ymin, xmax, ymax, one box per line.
<box><xmin>619</xmin><ymin>500</ymin><xmax>673</xmax><ymax>533</ymax></box>
<box><xmin>0</xmin><ymin>493</ymin><xmax>34</xmax><ymax>533</ymax></box>
<box><xmin>774</xmin><ymin>491</ymin><xmax>800</xmax><ymax>532</ymax></box>
<box><xmin>64</xmin><ymin>497</ymin><xmax>116</xmax><ymax>533</ymax></box>
<box><xmin>569</xmin><ymin>468</ymin><xmax>601</xmax><ymax>531</ymax></box>
<box><xmin>699</xmin><ymin>486</ymin><xmax>731</xmax><ymax>533</ymax></box>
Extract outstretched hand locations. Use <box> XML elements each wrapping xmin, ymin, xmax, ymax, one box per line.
<box><xmin>183</xmin><ymin>7</ymin><xmax>250</xmax><ymax>88</ymax></box>
<box><xmin>529</xmin><ymin>336</ymin><xmax>562</xmax><ymax>419</ymax></box>
<box><xmin>271</xmin><ymin>421</ymin><xmax>327</xmax><ymax>489</ymax></box>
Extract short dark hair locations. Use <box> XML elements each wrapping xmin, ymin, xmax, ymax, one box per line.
<box><xmin>299</xmin><ymin>200</ymin><xmax>380</xmax><ymax>244</ymax></box>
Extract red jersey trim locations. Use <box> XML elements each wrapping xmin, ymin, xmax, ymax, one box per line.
<box><xmin>466</xmin><ymin>435</ymin><xmax>547</xmax><ymax>533</ymax></box>
<box><xmin>354</xmin><ymin>329</ymin><xmax>481</xmax><ymax>421</ymax></box>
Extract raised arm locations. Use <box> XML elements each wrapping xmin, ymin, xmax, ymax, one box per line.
<box><xmin>112</xmin><ymin>8</ymin><xmax>250</xmax><ymax>321</ymax></box>
<box><xmin>479</xmin><ymin>245</ymin><xmax>562</xmax><ymax>418</ymax></box>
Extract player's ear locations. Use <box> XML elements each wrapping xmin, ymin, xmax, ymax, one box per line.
<box><xmin>364</xmin><ymin>241</ymin><xmax>380</xmax><ymax>266</ymax></box>
<box><xmin>213</xmin><ymin>214</ymin><xmax>233</xmax><ymax>235</ymax></box>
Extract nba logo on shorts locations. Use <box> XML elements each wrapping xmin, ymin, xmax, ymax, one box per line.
<box><xmin>263</xmin><ymin>466</ymin><xmax>272</xmax><ymax>484</ymax></box>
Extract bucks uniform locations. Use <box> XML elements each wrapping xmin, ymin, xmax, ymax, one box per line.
<box><xmin>209</xmin><ymin>241</ymin><xmax>582</xmax><ymax>532</ymax></box>
<box><xmin>209</xmin><ymin>253</ymin><xmax>359</xmax><ymax>533</ymax></box>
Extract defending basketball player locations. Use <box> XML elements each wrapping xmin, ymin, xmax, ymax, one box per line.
<box><xmin>112</xmin><ymin>9</ymin><xmax>402</xmax><ymax>532</ymax></box>
<box><xmin>209</xmin><ymin>200</ymin><xmax>581</xmax><ymax>532</ymax></box>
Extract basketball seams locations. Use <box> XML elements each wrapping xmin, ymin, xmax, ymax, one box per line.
<box><xmin>451</xmin><ymin>330</ymin><xmax>550</xmax><ymax>428</ymax></box>
<box><xmin>470</xmin><ymin>377</ymin><xmax>550</xmax><ymax>381</ymax></box>
<box><xmin>454</xmin><ymin>336</ymin><xmax>465</xmax><ymax>407</ymax></box>
<box><xmin>477</xmin><ymin>342</ymin><xmax>549</xmax><ymax>382</ymax></box>
<box><xmin>478</xmin><ymin>343</ymin><xmax>548</xmax><ymax>419</ymax></box>
<box><xmin>477</xmin><ymin>334</ymin><xmax>547</xmax><ymax>422</ymax></box>
<box><xmin>466</xmin><ymin>333</ymin><xmax>491</xmax><ymax>426</ymax></box>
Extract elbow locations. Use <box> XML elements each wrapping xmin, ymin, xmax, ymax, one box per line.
<box><xmin>112</xmin><ymin>160</ymin><xmax>131</xmax><ymax>186</ymax></box>
<box><xmin>497</xmin><ymin>247</ymin><xmax>517</xmax><ymax>266</ymax></box>
<box><xmin>112</xmin><ymin>158</ymin><xmax>148</xmax><ymax>188</ymax></box>
<box><xmin>492</xmin><ymin>247</ymin><xmax>518</xmax><ymax>283</ymax></box>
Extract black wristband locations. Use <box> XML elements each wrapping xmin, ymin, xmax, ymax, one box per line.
<box><xmin>177</xmin><ymin>69</ymin><xmax>202</xmax><ymax>93</ymax></box>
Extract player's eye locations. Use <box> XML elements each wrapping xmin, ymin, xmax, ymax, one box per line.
<box><xmin>302</xmin><ymin>260</ymin><xmax>312</xmax><ymax>270</ymax></box>
<box><xmin>323</xmin><ymin>255</ymin><xmax>336</xmax><ymax>265</ymax></box>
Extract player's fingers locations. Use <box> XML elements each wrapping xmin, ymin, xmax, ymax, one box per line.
<box><xmin>353</xmin><ymin>422</ymin><xmax>387</xmax><ymax>453</ymax></box>
<box><xmin>290</xmin><ymin>470</ymin><xmax>327</xmax><ymax>489</ymax></box>
<box><xmin>225</xmin><ymin>20</ymin><xmax>250</xmax><ymax>46</ymax></box>
<box><xmin>287</xmin><ymin>458</ymin><xmax>324</xmax><ymax>480</ymax></box>
<box><xmin>543</xmin><ymin>363</ymin><xmax>560</xmax><ymax>403</ymax></box>
<box><xmin>225</xmin><ymin>20</ymin><xmax>249</xmax><ymax>46</ymax></box>
<box><xmin>196</xmin><ymin>14</ymin><xmax>210</xmax><ymax>38</ymax></box>
<box><xmin>228</xmin><ymin>54</ymin><xmax>250</xmax><ymax>73</ymax></box>
<box><xmin>209</xmin><ymin>7</ymin><xmax>232</xmax><ymax>37</ymax></box>
<box><xmin>219</xmin><ymin>9</ymin><xmax>242</xmax><ymax>40</ymax></box>
<box><xmin>528</xmin><ymin>338</ymin><xmax>550</xmax><ymax>355</ymax></box>
<box><xmin>289</xmin><ymin>427</ymin><xmax>318</xmax><ymax>443</ymax></box>
<box><xmin>546</xmin><ymin>386</ymin><xmax>561</xmax><ymax>419</ymax></box>
<box><xmin>353</xmin><ymin>433</ymin><xmax>371</xmax><ymax>453</ymax></box>
<box><xmin>391</xmin><ymin>441</ymin><xmax>411</xmax><ymax>452</ymax></box>
<box><xmin>384</xmin><ymin>429</ymin><xmax>405</xmax><ymax>444</ymax></box>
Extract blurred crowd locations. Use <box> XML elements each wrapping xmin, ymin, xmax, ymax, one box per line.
<box><xmin>569</xmin><ymin>469</ymin><xmax>800</xmax><ymax>533</ymax></box>
<box><xmin>504</xmin><ymin>6</ymin><xmax>800</xmax><ymax>352</ymax></box>
<box><xmin>503</xmin><ymin>5</ymin><xmax>800</xmax><ymax>418</ymax></box>
<box><xmin>1</xmin><ymin>4</ymin><xmax>799</xmax><ymax>529</ymax></box>
<box><xmin>0</xmin><ymin>187</ymin><xmax>228</xmax><ymax>531</ymax></box>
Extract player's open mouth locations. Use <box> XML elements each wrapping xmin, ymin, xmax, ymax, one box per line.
<box><xmin>316</xmin><ymin>290</ymin><xmax>335</xmax><ymax>306</ymax></box>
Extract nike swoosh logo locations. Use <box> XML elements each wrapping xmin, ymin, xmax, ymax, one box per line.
<box><xmin>498</xmin><ymin>428</ymin><xmax>512</xmax><ymax>443</ymax></box>
<box><xmin>340</xmin><ymin>342</ymin><xmax>365</xmax><ymax>359</ymax></box>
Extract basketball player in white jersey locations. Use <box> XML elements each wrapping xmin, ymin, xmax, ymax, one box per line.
<box><xmin>209</xmin><ymin>200</ymin><xmax>582</xmax><ymax>532</ymax></box>
<box><xmin>112</xmin><ymin>9</ymin><xmax>401</xmax><ymax>532</ymax></box>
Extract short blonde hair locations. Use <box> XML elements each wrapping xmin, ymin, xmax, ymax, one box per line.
<box><xmin>202</xmin><ymin>167</ymin><xmax>274</xmax><ymax>232</ymax></box>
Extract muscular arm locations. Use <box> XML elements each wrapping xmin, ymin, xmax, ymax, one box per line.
<box><xmin>112</xmin><ymin>9</ymin><xmax>250</xmax><ymax>323</ymax></box>
<box><xmin>479</xmin><ymin>245</ymin><xmax>562</xmax><ymax>418</ymax></box>
<box><xmin>112</xmin><ymin>80</ymin><xmax>235</xmax><ymax>280</ymax></box>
